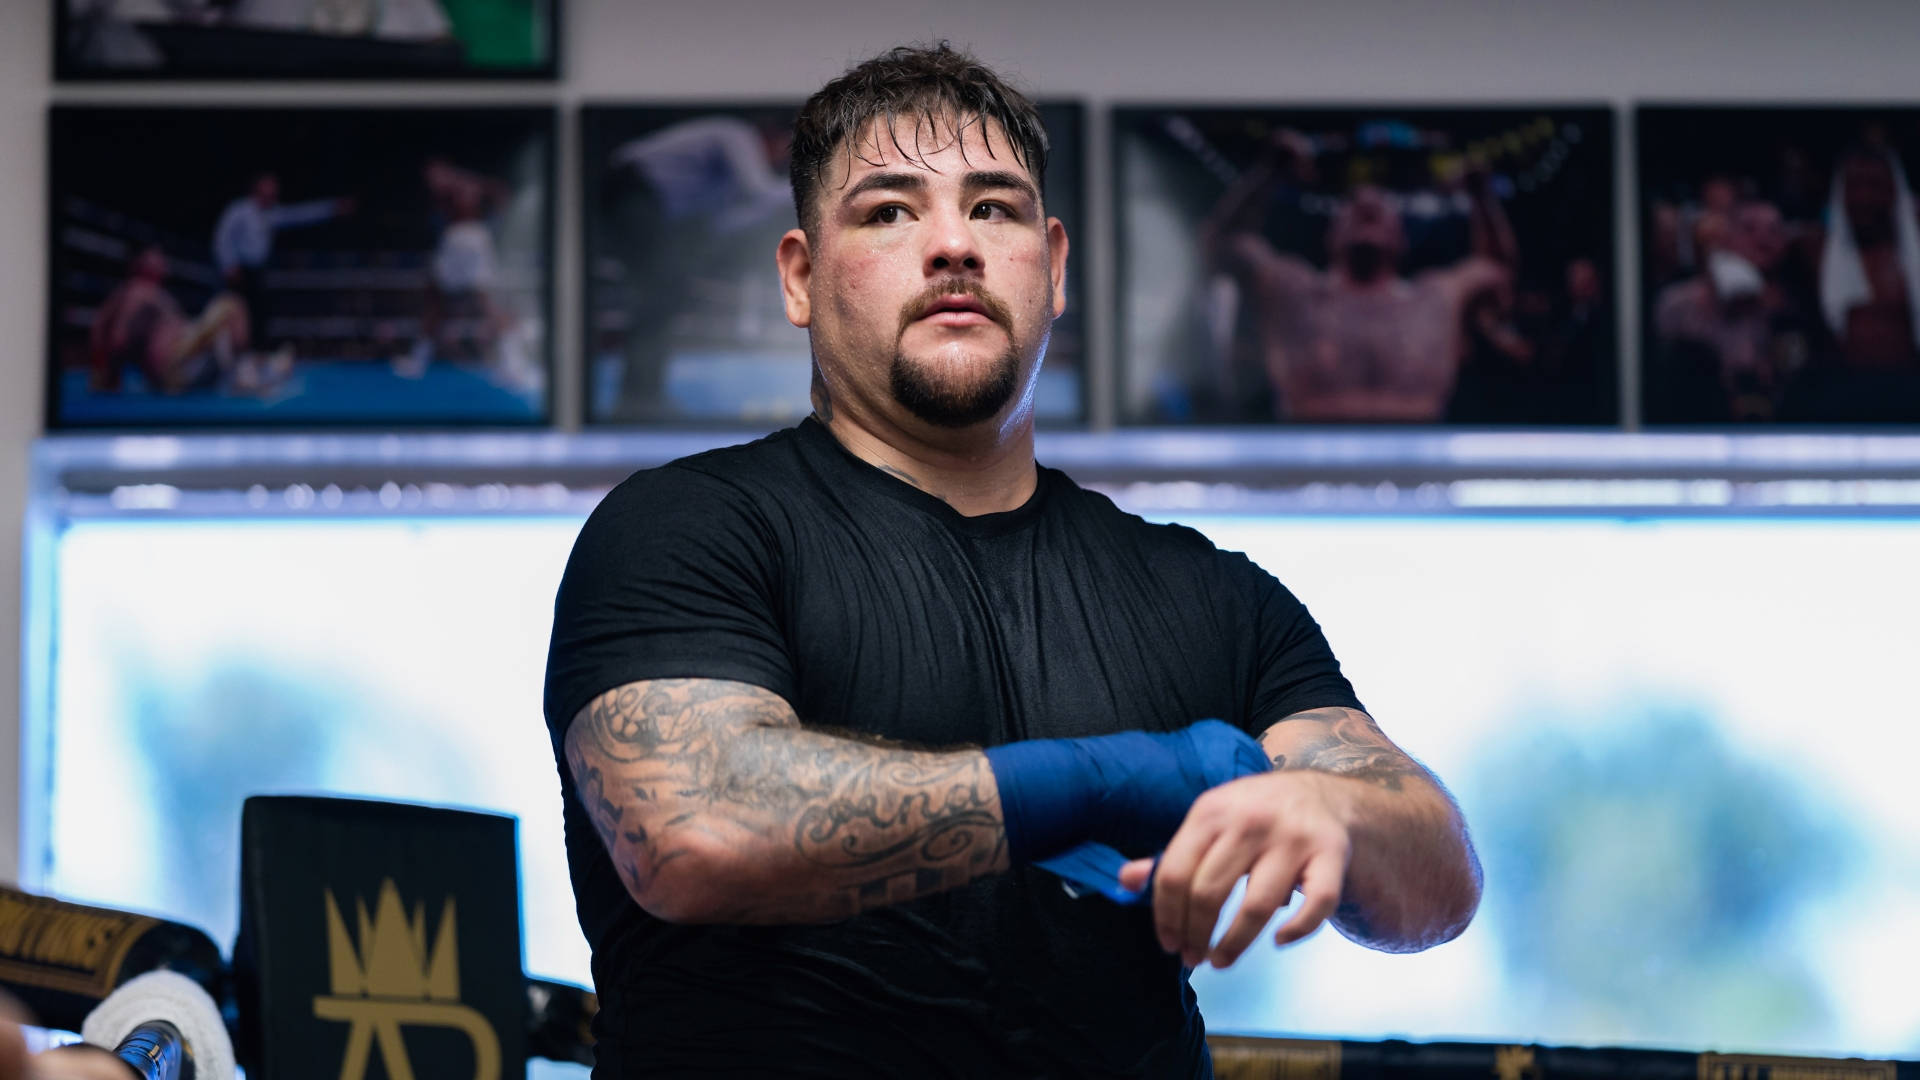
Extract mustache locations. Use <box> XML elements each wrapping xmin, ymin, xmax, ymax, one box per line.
<box><xmin>897</xmin><ymin>278</ymin><xmax>1013</xmax><ymax>335</ymax></box>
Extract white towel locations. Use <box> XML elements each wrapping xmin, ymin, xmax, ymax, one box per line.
<box><xmin>80</xmin><ymin>970</ymin><xmax>235</xmax><ymax>1080</ymax></box>
<box><xmin>1819</xmin><ymin>151</ymin><xmax>1920</xmax><ymax>351</ymax></box>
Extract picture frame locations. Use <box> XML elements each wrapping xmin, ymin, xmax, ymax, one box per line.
<box><xmin>577</xmin><ymin>100</ymin><xmax>1088</xmax><ymax>427</ymax></box>
<box><xmin>1113</xmin><ymin>104</ymin><xmax>1617</xmax><ymax>426</ymax></box>
<box><xmin>54</xmin><ymin>0</ymin><xmax>560</xmax><ymax>81</ymax></box>
<box><xmin>1638</xmin><ymin>103</ymin><xmax>1920</xmax><ymax>426</ymax></box>
<box><xmin>47</xmin><ymin>104</ymin><xmax>557</xmax><ymax>430</ymax></box>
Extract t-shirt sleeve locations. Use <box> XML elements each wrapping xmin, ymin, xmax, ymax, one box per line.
<box><xmin>1242</xmin><ymin>559</ymin><xmax>1366</xmax><ymax>732</ymax></box>
<box><xmin>542</xmin><ymin>463</ymin><xmax>793</xmax><ymax>749</ymax></box>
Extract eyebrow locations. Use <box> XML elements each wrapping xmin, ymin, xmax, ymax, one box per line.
<box><xmin>838</xmin><ymin>168</ymin><xmax>1041</xmax><ymax>208</ymax></box>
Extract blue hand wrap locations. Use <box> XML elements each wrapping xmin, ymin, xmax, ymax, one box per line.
<box><xmin>985</xmin><ymin>719</ymin><xmax>1271</xmax><ymax>864</ymax></box>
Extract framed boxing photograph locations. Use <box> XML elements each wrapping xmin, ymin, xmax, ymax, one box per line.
<box><xmin>578</xmin><ymin>101</ymin><xmax>1088</xmax><ymax>427</ymax></box>
<box><xmin>1113</xmin><ymin>105</ymin><xmax>1617</xmax><ymax>426</ymax></box>
<box><xmin>1639</xmin><ymin>105</ymin><xmax>1920</xmax><ymax>425</ymax></box>
<box><xmin>47</xmin><ymin>105</ymin><xmax>556</xmax><ymax>429</ymax></box>
<box><xmin>54</xmin><ymin>0</ymin><xmax>559</xmax><ymax>80</ymax></box>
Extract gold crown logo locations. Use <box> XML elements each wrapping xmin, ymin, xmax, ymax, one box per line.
<box><xmin>323</xmin><ymin>879</ymin><xmax>459</xmax><ymax>1001</ymax></box>
<box><xmin>313</xmin><ymin>879</ymin><xmax>499</xmax><ymax>1080</ymax></box>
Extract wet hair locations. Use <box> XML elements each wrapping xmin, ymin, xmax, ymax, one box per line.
<box><xmin>789</xmin><ymin>42</ymin><xmax>1049</xmax><ymax>236</ymax></box>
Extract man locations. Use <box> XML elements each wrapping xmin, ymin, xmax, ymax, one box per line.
<box><xmin>595</xmin><ymin>114</ymin><xmax>796</xmax><ymax>419</ymax></box>
<box><xmin>211</xmin><ymin>172</ymin><xmax>353</xmax><ymax>353</ymax></box>
<box><xmin>1201</xmin><ymin>131</ymin><xmax>1517</xmax><ymax>421</ymax></box>
<box><xmin>1818</xmin><ymin>146</ymin><xmax>1920</xmax><ymax>374</ymax></box>
<box><xmin>87</xmin><ymin>246</ymin><xmax>289</xmax><ymax>396</ymax></box>
<box><xmin>546</xmin><ymin>44</ymin><xmax>1480</xmax><ymax>1078</ymax></box>
<box><xmin>394</xmin><ymin>157</ymin><xmax>523</xmax><ymax>381</ymax></box>
<box><xmin>1653</xmin><ymin>199</ymin><xmax>1813</xmax><ymax>421</ymax></box>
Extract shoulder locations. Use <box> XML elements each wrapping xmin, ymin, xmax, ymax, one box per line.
<box><xmin>1421</xmin><ymin>255</ymin><xmax>1507</xmax><ymax>303</ymax></box>
<box><xmin>1048</xmin><ymin>475</ymin><xmax>1272</xmax><ymax>580</ymax></box>
<box><xmin>581</xmin><ymin>429</ymin><xmax>813</xmax><ymax>541</ymax></box>
<box><xmin>614</xmin><ymin>428</ymin><xmax>804</xmax><ymax>498</ymax></box>
<box><xmin>1654</xmin><ymin>278</ymin><xmax>1710</xmax><ymax>331</ymax></box>
<box><xmin>1246</xmin><ymin>244</ymin><xmax>1320</xmax><ymax>293</ymax></box>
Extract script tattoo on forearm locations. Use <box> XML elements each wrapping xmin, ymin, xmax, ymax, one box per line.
<box><xmin>565</xmin><ymin>678</ymin><xmax>1006</xmax><ymax>922</ymax></box>
<box><xmin>1266</xmin><ymin>707</ymin><xmax>1431</xmax><ymax>792</ymax></box>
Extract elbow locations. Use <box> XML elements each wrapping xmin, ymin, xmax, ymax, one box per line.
<box><xmin>620</xmin><ymin>832</ymin><xmax>746</xmax><ymax>925</ymax></box>
<box><xmin>1345</xmin><ymin>812</ymin><xmax>1484</xmax><ymax>954</ymax></box>
<box><xmin>1409</xmin><ymin>812</ymin><xmax>1484</xmax><ymax>950</ymax></box>
<box><xmin>1416</xmin><ymin>828</ymin><xmax>1486</xmax><ymax>950</ymax></box>
<box><xmin>1427</xmin><ymin>846</ymin><xmax>1484</xmax><ymax>948</ymax></box>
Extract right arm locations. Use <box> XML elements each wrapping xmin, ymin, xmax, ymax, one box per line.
<box><xmin>265</xmin><ymin>198</ymin><xmax>352</xmax><ymax>229</ymax></box>
<box><xmin>564</xmin><ymin>677</ymin><xmax>1009</xmax><ymax>925</ymax></box>
<box><xmin>1199</xmin><ymin>130</ymin><xmax>1315</xmax><ymax>284</ymax></box>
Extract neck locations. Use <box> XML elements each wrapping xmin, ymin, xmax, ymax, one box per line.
<box><xmin>819</xmin><ymin>407</ymin><xmax>1037</xmax><ymax>517</ymax></box>
<box><xmin>1335</xmin><ymin>265</ymin><xmax>1396</xmax><ymax>291</ymax></box>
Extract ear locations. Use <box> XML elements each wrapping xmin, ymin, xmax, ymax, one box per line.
<box><xmin>777</xmin><ymin>228</ymin><xmax>814</xmax><ymax>328</ymax></box>
<box><xmin>1046</xmin><ymin>217</ymin><xmax>1070</xmax><ymax>320</ymax></box>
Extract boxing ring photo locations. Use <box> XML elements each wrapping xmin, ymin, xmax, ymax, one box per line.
<box><xmin>7</xmin><ymin>2</ymin><xmax>1920</xmax><ymax>1078</ymax></box>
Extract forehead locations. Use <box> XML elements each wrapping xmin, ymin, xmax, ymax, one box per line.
<box><xmin>824</xmin><ymin>111</ymin><xmax>1034</xmax><ymax>190</ymax></box>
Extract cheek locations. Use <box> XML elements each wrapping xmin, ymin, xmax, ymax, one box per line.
<box><xmin>1000</xmin><ymin>245</ymin><xmax>1055</xmax><ymax>315</ymax></box>
<box><xmin>827</xmin><ymin>249</ymin><xmax>901</xmax><ymax>321</ymax></box>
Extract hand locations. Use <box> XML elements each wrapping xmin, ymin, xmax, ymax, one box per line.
<box><xmin>0</xmin><ymin>1014</ymin><xmax>21</xmax><ymax>1080</ymax></box>
<box><xmin>0</xmin><ymin>993</ymin><xmax>130</xmax><ymax>1080</ymax></box>
<box><xmin>26</xmin><ymin>1046</ymin><xmax>132</xmax><ymax>1080</ymax></box>
<box><xmin>1264</xmin><ymin>128</ymin><xmax>1319</xmax><ymax>184</ymax></box>
<box><xmin>1117</xmin><ymin>770</ymin><xmax>1353</xmax><ymax>968</ymax></box>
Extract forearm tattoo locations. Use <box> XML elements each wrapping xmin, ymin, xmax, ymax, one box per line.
<box><xmin>565</xmin><ymin>679</ymin><xmax>1006</xmax><ymax>922</ymax></box>
<box><xmin>1265</xmin><ymin>707</ymin><xmax>1432</xmax><ymax>792</ymax></box>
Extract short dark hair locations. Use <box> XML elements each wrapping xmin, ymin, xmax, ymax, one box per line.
<box><xmin>790</xmin><ymin>42</ymin><xmax>1049</xmax><ymax>236</ymax></box>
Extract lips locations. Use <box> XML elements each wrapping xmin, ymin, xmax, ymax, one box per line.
<box><xmin>898</xmin><ymin>281</ymin><xmax>1011</xmax><ymax>337</ymax></box>
<box><xmin>921</xmin><ymin>295</ymin><xmax>990</xmax><ymax>319</ymax></box>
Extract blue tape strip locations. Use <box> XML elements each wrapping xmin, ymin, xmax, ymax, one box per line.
<box><xmin>1034</xmin><ymin>842</ymin><xmax>1152</xmax><ymax>906</ymax></box>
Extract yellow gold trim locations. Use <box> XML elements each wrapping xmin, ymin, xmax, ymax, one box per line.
<box><xmin>97</xmin><ymin>915</ymin><xmax>161</xmax><ymax>990</ymax></box>
<box><xmin>1207</xmin><ymin>1035</ymin><xmax>1342</xmax><ymax>1080</ymax></box>
<box><xmin>0</xmin><ymin>902</ymin><xmax>159</xmax><ymax>998</ymax></box>
<box><xmin>1698</xmin><ymin>1052</ymin><xmax>1898</xmax><ymax>1080</ymax></box>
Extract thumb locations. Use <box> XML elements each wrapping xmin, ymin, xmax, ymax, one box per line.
<box><xmin>1117</xmin><ymin>857</ymin><xmax>1156</xmax><ymax>891</ymax></box>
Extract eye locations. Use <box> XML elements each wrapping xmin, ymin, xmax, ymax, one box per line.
<box><xmin>971</xmin><ymin>201</ymin><xmax>1012</xmax><ymax>221</ymax></box>
<box><xmin>869</xmin><ymin>204</ymin><xmax>909</xmax><ymax>224</ymax></box>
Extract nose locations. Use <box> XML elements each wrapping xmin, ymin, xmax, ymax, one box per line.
<box><xmin>924</xmin><ymin>205</ymin><xmax>984</xmax><ymax>277</ymax></box>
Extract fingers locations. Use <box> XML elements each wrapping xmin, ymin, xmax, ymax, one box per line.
<box><xmin>1205</xmin><ymin>851</ymin><xmax>1299</xmax><ymax>968</ymax></box>
<box><xmin>1117</xmin><ymin>857</ymin><xmax>1154</xmax><ymax>892</ymax></box>
<box><xmin>1272</xmin><ymin>848</ymin><xmax>1345</xmax><ymax>947</ymax></box>
<box><xmin>1178</xmin><ymin>829</ymin><xmax>1261</xmax><ymax>966</ymax></box>
<box><xmin>0</xmin><ymin>992</ymin><xmax>27</xmax><ymax>1080</ymax></box>
<box><xmin>33</xmin><ymin>1046</ymin><xmax>143</xmax><ymax>1080</ymax></box>
<box><xmin>0</xmin><ymin>1026</ymin><xmax>22</xmax><ymax>1080</ymax></box>
<box><xmin>1148</xmin><ymin>774</ymin><xmax>1354</xmax><ymax>968</ymax></box>
<box><xmin>1150</xmin><ymin>807</ymin><xmax>1222</xmax><ymax>964</ymax></box>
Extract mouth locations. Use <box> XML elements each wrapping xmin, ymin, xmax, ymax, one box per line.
<box><xmin>918</xmin><ymin>294</ymin><xmax>994</xmax><ymax>326</ymax></box>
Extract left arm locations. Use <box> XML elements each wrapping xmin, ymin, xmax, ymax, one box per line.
<box><xmin>1120</xmin><ymin>705</ymin><xmax>1481</xmax><ymax>968</ymax></box>
<box><xmin>266</xmin><ymin>198</ymin><xmax>351</xmax><ymax>230</ymax></box>
<box><xmin>1431</xmin><ymin>169</ymin><xmax>1517</xmax><ymax>313</ymax></box>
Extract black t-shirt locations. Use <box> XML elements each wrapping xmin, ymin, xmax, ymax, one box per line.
<box><xmin>543</xmin><ymin>419</ymin><xmax>1363</xmax><ymax>1079</ymax></box>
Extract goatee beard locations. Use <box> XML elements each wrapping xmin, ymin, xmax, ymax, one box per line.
<box><xmin>889</xmin><ymin>347</ymin><xmax>1021</xmax><ymax>429</ymax></box>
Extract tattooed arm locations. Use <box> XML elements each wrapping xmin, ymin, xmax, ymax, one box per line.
<box><xmin>1258</xmin><ymin>707</ymin><xmax>1481</xmax><ymax>952</ymax></box>
<box><xmin>1119</xmin><ymin>705</ymin><xmax>1480</xmax><ymax>966</ymax></box>
<box><xmin>563</xmin><ymin>677</ymin><xmax>1008</xmax><ymax>925</ymax></box>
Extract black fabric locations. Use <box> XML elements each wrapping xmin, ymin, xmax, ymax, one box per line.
<box><xmin>233</xmin><ymin>264</ymin><xmax>273</xmax><ymax>350</ymax></box>
<box><xmin>543</xmin><ymin>418</ymin><xmax>1363</xmax><ymax>1079</ymax></box>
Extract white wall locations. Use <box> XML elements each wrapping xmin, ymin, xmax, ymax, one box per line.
<box><xmin>10</xmin><ymin>0</ymin><xmax>1920</xmax><ymax>884</ymax></box>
